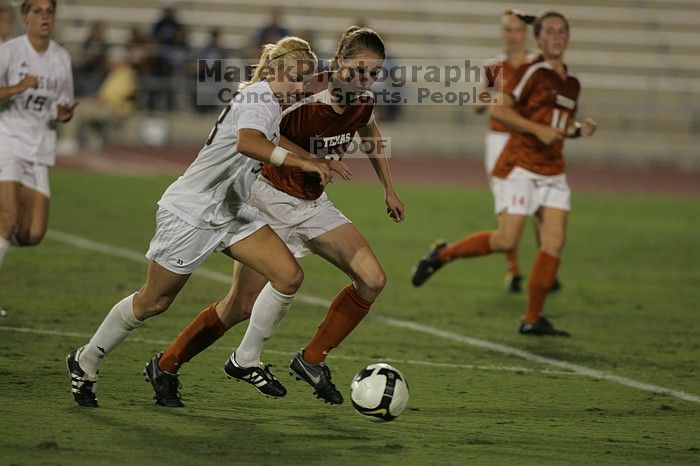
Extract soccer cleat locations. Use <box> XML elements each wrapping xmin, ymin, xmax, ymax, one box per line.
<box><xmin>411</xmin><ymin>241</ymin><xmax>448</xmax><ymax>287</ymax></box>
<box><xmin>518</xmin><ymin>316</ymin><xmax>570</xmax><ymax>337</ymax></box>
<box><xmin>224</xmin><ymin>354</ymin><xmax>287</xmax><ymax>398</ymax></box>
<box><xmin>506</xmin><ymin>273</ymin><xmax>523</xmax><ymax>293</ymax></box>
<box><xmin>550</xmin><ymin>278</ymin><xmax>562</xmax><ymax>293</ymax></box>
<box><xmin>66</xmin><ymin>348</ymin><xmax>98</xmax><ymax>408</ymax></box>
<box><xmin>0</xmin><ymin>306</ymin><xmax>6</xmax><ymax>317</ymax></box>
<box><xmin>144</xmin><ymin>353</ymin><xmax>184</xmax><ymax>407</ymax></box>
<box><xmin>289</xmin><ymin>349</ymin><xmax>343</xmax><ymax>405</ymax></box>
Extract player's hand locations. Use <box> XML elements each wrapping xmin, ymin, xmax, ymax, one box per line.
<box><xmin>537</xmin><ymin>126</ymin><xmax>564</xmax><ymax>145</ymax></box>
<box><xmin>17</xmin><ymin>75</ymin><xmax>39</xmax><ymax>93</ymax></box>
<box><xmin>300</xmin><ymin>158</ymin><xmax>332</xmax><ymax>186</ymax></box>
<box><xmin>385</xmin><ymin>191</ymin><xmax>405</xmax><ymax>222</ymax></box>
<box><xmin>581</xmin><ymin>117</ymin><xmax>597</xmax><ymax>137</ymax></box>
<box><xmin>324</xmin><ymin>159</ymin><xmax>352</xmax><ymax>182</ymax></box>
<box><xmin>57</xmin><ymin>102</ymin><xmax>79</xmax><ymax>122</ymax></box>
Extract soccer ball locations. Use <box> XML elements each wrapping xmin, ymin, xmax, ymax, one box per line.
<box><xmin>350</xmin><ymin>363</ymin><xmax>409</xmax><ymax>422</ymax></box>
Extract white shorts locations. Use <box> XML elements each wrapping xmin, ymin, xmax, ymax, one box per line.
<box><xmin>0</xmin><ymin>157</ymin><xmax>51</xmax><ymax>197</ymax></box>
<box><xmin>494</xmin><ymin>167</ymin><xmax>571</xmax><ymax>216</ymax></box>
<box><xmin>145</xmin><ymin>206</ymin><xmax>266</xmax><ymax>275</ymax></box>
<box><xmin>249</xmin><ymin>177</ymin><xmax>351</xmax><ymax>258</ymax></box>
<box><xmin>484</xmin><ymin>131</ymin><xmax>510</xmax><ymax>180</ymax></box>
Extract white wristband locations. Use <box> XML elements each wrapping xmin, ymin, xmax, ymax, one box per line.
<box><xmin>270</xmin><ymin>146</ymin><xmax>288</xmax><ymax>167</ymax></box>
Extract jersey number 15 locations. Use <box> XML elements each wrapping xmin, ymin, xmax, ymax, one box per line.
<box><xmin>25</xmin><ymin>94</ymin><xmax>48</xmax><ymax>112</ymax></box>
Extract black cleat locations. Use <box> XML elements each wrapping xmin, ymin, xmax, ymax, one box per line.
<box><xmin>506</xmin><ymin>274</ymin><xmax>523</xmax><ymax>293</ymax></box>
<box><xmin>289</xmin><ymin>349</ymin><xmax>343</xmax><ymax>405</ymax></box>
<box><xmin>224</xmin><ymin>354</ymin><xmax>287</xmax><ymax>398</ymax></box>
<box><xmin>519</xmin><ymin>317</ymin><xmax>570</xmax><ymax>337</ymax></box>
<box><xmin>411</xmin><ymin>241</ymin><xmax>447</xmax><ymax>287</ymax></box>
<box><xmin>550</xmin><ymin>278</ymin><xmax>562</xmax><ymax>293</ymax></box>
<box><xmin>144</xmin><ymin>353</ymin><xmax>184</xmax><ymax>407</ymax></box>
<box><xmin>66</xmin><ymin>348</ymin><xmax>98</xmax><ymax>408</ymax></box>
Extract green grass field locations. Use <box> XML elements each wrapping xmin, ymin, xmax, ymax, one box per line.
<box><xmin>1</xmin><ymin>169</ymin><xmax>699</xmax><ymax>465</ymax></box>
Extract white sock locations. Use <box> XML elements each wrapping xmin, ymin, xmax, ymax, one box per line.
<box><xmin>79</xmin><ymin>293</ymin><xmax>142</xmax><ymax>378</ymax></box>
<box><xmin>233</xmin><ymin>283</ymin><xmax>295</xmax><ymax>367</ymax></box>
<box><xmin>0</xmin><ymin>237</ymin><xmax>10</xmax><ymax>269</ymax></box>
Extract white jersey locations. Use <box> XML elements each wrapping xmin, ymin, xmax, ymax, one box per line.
<box><xmin>159</xmin><ymin>80</ymin><xmax>281</xmax><ymax>229</ymax></box>
<box><xmin>0</xmin><ymin>35</ymin><xmax>74</xmax><ymax>166</ymax></box>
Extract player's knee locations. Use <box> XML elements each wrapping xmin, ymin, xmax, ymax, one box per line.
<box><xmin>541</xmin><ymin>232</ymin><xmax>565</xmax><ymax>256</ymax></box>
<box><xmin>140</xmin><ymin>294</ymin><xmax>174</xmax><ymax>317</ymax></box>
<box><xmin>272</xmin><ymin>264</ymin><xmax>304</xmax><ymax>295</ymax></box>
<box><xmin>16</xmin><ymin>230</ymin><xmax>45</xmax><ymax>247</ymax></box>
<box><xmin>491</xmin><ymin>233</ymin><xmax>517</xmax><ymax>252</ymax></box>
<box><xmin>364</xmin><ymin>269</ymin><xmax>387</xmax><ymax>295</ymax></box>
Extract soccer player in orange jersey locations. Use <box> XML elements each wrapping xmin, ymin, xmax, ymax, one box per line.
<box><xmin>475</xmin><ymin>9</ymin><xmax>538</xmax><ymax>293</ymax></box>
<box><xmin>144</xmin><ymin>27</ymin><xmax>405</xmax><ymax>407</ymax></box>
<box><xmin>412</xmin><ymin>12</ymin><xmax>596</xmax><ymax>336</ymax></box>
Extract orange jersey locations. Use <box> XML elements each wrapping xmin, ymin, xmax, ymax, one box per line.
<box><xmin>261</xmin><ymin>72</ymin><xmax>375</xmax><ymax>200</ymax></box>
<box><xmin>493</xmin><ymin>56</ymin><xmax>580</xmax><ymax>177</ymax></box>
<box><xmin>484</xmin><ymin>52</ymin><xmax>536</xmax><ymax>132</ymax></box>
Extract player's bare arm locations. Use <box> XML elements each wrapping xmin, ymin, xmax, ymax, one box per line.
<box><xmin>0</xmin><ymin>74</ymin><xmax>38</xmax><ymax>100</ymax></box>
<box><xmin>278</xmin><ymin>134</ymin><xmax>352</xmax><ymax>181</ymax></box>
<box><xmin>237</xmin><ymin>128</ymin><xmax>332</xmax><ymax>185</ymax></box>
<box><xmin>491</xmin><ymin>93</ymin><xmax>563</xmax><ymax>145</ymax></box>
<box><xmin>358</xmin><ymin>120</ymin><xmax>405</xmax><ymax>222</ymax></box>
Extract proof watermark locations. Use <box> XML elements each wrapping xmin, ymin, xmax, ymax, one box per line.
<box><xmin>196</xmin><ymin>58</ymin><xmax>505</xmax><ymax>106</ymax></box>
<box><xmin>310</xmin><ymin>135</ymin><xmax>391</xmax><ymax>159</ymax></box>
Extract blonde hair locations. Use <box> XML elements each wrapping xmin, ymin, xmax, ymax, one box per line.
<box><xmin>241</xmin><ymin>36</ymin><xmax>317</xmax><ymax>89</ymax></box>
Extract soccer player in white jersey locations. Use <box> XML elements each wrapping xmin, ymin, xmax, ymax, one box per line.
<box><xmin>0</xmin><ymin>0</ymin><xmax>76</xmax><ymax>317</ymax></box>
<box><xmin>66</xmin><ymin>36</ymin><xmax>351</xmax><ymax>408</ymax></box>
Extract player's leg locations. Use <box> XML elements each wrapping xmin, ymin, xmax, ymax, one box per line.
<box><xmin>67</xmin><ymin>262</ymin><xmax>190</xmax><ymax>407</ymax></box>
<box><xmin>156</xmin><ymin>261</ymin><xmax>267</xmax><ymax>375</ymax></box>
<box><xmin>14</xmin><ymin>185</ymin><xmax>49</xmax><ymax>246</ymax></box>
<box><xmin>286</xmin><ymin>223</ymin><xmax>383</xmax><ymax>405</ymax></box>
<box><xmin>304</xmin><ymin>223</ymin><xmax>383</xmax><ymax>362</ymax></box>
<box><xmin>220</xmin><ymin>225</ymin><xmax>303</xmax><ymax>397</ymax></box>
<box><xmin>0</xmin><ymin>180</ymin><xmax>20</xmax><ymax>316</ymax></box>
<box><xmin>0</xmin><ymin>181</ymin><xmax>20</xmax><ymax>270</ymax></box>
<box><xmin>532</xmin><ymin>219</ymin><xmax>562</xmax><ymax>292</ymax></box>
<box><xmin>519</xmin><ymin>206</ymin><xmax>569</xmax><ymax>336</ymax></box>
<box><xmin>486</xmin><ymin>134</ymin><xmax>522</xmax><ymax>292</ymax></box>
<box><xmin>503</xmin><ymin>207</ymin><xmax>522</xmax><ymax>292</ymax></box>
<box><xmin>411</xmin><ymin>211</ymin><xmax>528</xmax><ymax>287</ymax></box>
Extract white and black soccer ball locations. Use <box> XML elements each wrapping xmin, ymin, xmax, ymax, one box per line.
<box><xmin>350</xmin><ymin>363</ymin><xmax>409</xmax><ymax>422</ymax></box>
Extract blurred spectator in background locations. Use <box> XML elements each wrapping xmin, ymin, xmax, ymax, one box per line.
<box><xmin>148</xmin><ymin>2</ymin><xmax>185</xmax><ymax>111</ymax></box>
<box><xmin>152</xmin><ymin>2</ymin><xmax>182</xmax><ymax>46</ymax></box>
<box><xmin>75</xmin><ymin>22</ymin><xmax>109</xmax><ymax>96</ymax></box>
<box><xmin>59</xmin><ymin>46</ymin><xmax>137</xmax><ymax>154</ymax></box>
<box><xmin>191</xmin><ymin>28</ymin><xmax>228</xmax><ymax>113</ymax></box>
<box><xmin>245</xmin><ymin>8</ymin><xmax>292</xmax><ymax>80</ymax></box>
<box><xmin>0</xmin><ymin>2</ymin><xmax>15</xmax><ymax>44</ymax></box>
<box><xmin>253</xmin><ymin>8</ymin><xmax>291</xmax><ymax>47</ymax></box>
<box><xmin>126</xmin><ymin>27</ymin><xmax>154</xmax><ymax>75</ymax></box>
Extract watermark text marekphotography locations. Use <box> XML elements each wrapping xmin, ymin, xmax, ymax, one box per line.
<box><xmin>196</xmin><ymin>58</ymin><xmax>504</xmax><ymax>106</ymax></box>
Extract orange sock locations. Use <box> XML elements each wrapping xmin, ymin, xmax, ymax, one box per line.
<box><xmin>506</xmin><ymin>249</ymin><xmax>520</xmax><ymax>276</ymax></box>
<box><xmin>437</xmin><ymin>231</ymin><xmax>492</xmax><ymax>263</ymax></box>
<box><xmin>159</xmin><ymin>303</ymin><xmax>228</xmax><ymax>374</ymax></box>
<box><xmin>523</xmin><ymin>252</ymin><xmax>560</xmax><ymax>322</ymax></box>
<box><xmin>304</xmin><ymin>284</ymin><xmax>372</xmax><ymax>364</ymax></box>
